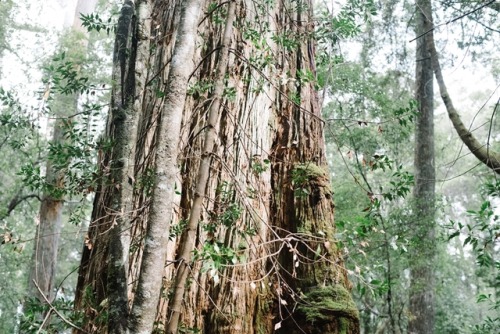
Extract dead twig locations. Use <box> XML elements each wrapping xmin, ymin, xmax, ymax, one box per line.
<box><xmin>32</xmin><ymin>279</ymin><xmax>89</xmax><ymax>334</ymax></box>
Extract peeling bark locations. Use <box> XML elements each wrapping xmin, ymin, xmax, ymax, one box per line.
<box><xmin>74</xmin><ymin>1</ymin><xmax>359</xmax><ymax>333</ymax></box>
<box><xmin>165</xmin><ymin>1</ymin><xmax>236</xmax><ymax>333</ymax></box>
<box><xmin>128</xmin><ymin>0</ymin><xmax>203</xmax><ymax>332</ymax></box>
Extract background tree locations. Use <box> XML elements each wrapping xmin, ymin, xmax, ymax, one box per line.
<box><xmin>0</xmin><ymin>0</ymin><xmax>114</xmax><ymax>332</ymax></box>
<box><xmin>0</xmin><ymin>88</ymin><xmax>41</xmax><ymax>332</ymax></box>
<box><xmin>409</xmin><ymin>0</ymin><xmax>436</xmax><ymax>332</ymax></box>
<box><xmin>428</xmin><ymin>2</ymin><xmax>500</xmax><ymax>173</ymax></box>
<box><xmin>26</xmin><ymin>0</ymin><xmax>98</xmax><ymax>324</ymax></box>
<box><xmin>0</xmin><ymin>0</ymin><xmax>14</xmax><ymax>75</ymax></box>
<box><xmin>321</xmin><ymin>0</ymin><xmax>499</xmax><ymax>333</ymax></box>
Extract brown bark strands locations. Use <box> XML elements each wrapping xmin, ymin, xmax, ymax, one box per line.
<box><xmin>128</xmin><ymin>0</ymin><xmax>204</xmax><ymax>331</ymax></box>
<box><xmin>165</xmin><ymin>1</ymin><xmax>237</xmax><ymax>332</ymax></box>
<box><xmin>74</xmin><ymin>0</ymin><xmax>358</xmax><ymax>333</ymax></box>
<box><xmin>74</xmin><ymin>0</ymin><xmax>152</xmax><ymax>330</ymax></box>
<box><xmin>267</xmin><ymin>2</ymin><xmax>356</xmax><ymax>333</ymax></box>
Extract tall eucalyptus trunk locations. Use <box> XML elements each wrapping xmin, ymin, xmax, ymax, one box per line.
<box><xmin>27</xmin><ymin>0</ymin><xmax>97</xmax><ymax>320</ymax></box>
<box><xmin>409</xmin><ymin>0</ymin><xmax>436</xmax><ymax>332</ymax></box>
<box><xmin>74</xmin><ymin>0</ymin><xmax>359</xmax><ymax>333</ymax></box>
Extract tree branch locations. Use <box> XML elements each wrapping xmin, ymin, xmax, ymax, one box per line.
<box><xmin>1</xmin><ymin>192</ymin><xmax>41</xmax><ymax>220</ymax></box>
<box><xmin>488</xmin><ymin>1</ymin><xmax>500</xmax><ymax>13</ymax></box>
<box><xmin>409</xmin><ymin>0</ymin><xmax>496</xmax><ymax>43</ymax></box>
<box><xmin>427</xmin><ymin>30</ymin><xmax>500</xmax><ymax>174</ymax></box>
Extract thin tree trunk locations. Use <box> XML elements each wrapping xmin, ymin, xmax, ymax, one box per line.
<box><xmin>0</xmin><ymin>0</ymin><xmax>14</xmax><ymax>77</ymax></box>
<box><xmin>28</xmin><ymin>154</ymin><xmax>63</xmax><ymax>304</ymax></box>
<box><xmin>409</xmin><ymin>0</ymin><xmax>436</xmax><ymax>332</ymax></box>
<box><xmin>73</xmin><ymin>1</ymin><xmax>151</xmax><ymax>332</ymax></box>
<box><xmin>105</xmin><ymin>1</ymin><xmax>143</xmax><ymax>332</ymax></box>
<box><xmin>128</xmin><ymin>0</ymin><xmax>203</xmax><ymax>332</ymax></box>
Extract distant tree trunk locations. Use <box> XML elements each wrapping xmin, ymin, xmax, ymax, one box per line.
<box><xmin>27</xmin><ymin>0</ymin><xmax>97</xmax><ymax>319</ymax></box>
<box><xmin>74</xmin><ymin>1</ymin><xmax>359</xmax><ymax>333</ymax></box>
<box><xmin>28</xmin><ymin>151</ymin><xmax>64</xmax><ymax>305</ymax></box>
<box><xmin>409</xmin><ymin>0</ymin><xmax>436</xmax><ymax>332</ymax></box>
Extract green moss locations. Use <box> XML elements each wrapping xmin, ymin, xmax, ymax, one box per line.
<box><xmin>292</xmin><ymin>163</ymin><xmax>332</xmax><ymax>197</ymax></box>
<box><xmin>297</xmin><ymin>219</ymin><xmax>313</xmax><ymax>233</ymax></box>
<box><xmin>298</xmin><ymin>284</ymin><xmax>359</xmax><ymax>325</ymax></box>
<box><xmin>294</xmin><ymin>163</ymin><xmax>327</xmax><ymax>179</ymax></box>
<box><xmin>339</xmin><ymin>317</ymin><xmax>349</xmax><ymax>334</ymax></box>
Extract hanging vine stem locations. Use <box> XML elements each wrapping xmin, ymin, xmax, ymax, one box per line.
<box><xmin>409</xmin><ymin>0</ymin><xmax>496</xmax><ymax>43</ymax></box>
<box><xmin>165</xmin><ymin>1</ymin><xmax>237</xmax><ymax>333</ymax></box>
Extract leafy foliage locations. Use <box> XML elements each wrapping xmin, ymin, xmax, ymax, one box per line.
<box><xmin>20</xmin><ymin>297</ymin><xmax>84</xmax><ymax>333</ymax></box>
<box><xmin>80</xmin><ymin>12</ymin><xmax>115</xmax><ymax>35</ymax></box>
<box><xmin>446</xmin><ymin>180</ymin><xmax>500</xmax><ymax>331</ymax></box>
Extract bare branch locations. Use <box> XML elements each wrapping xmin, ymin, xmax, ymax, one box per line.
<box><xmin>409</xmin><ymin>0</ymin><xmax>496</xmax><ymax>43</ymax></box>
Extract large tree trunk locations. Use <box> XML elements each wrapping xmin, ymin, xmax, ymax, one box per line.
<box><xmin>74</xmin><ymin>1</ymin><xmax>359</xmax><ymax>333</ymax></box>
<box><xmin>28</xmin><ymin>0</ymin><xmax>97</xmax><ymax>315</ymax></box>
<box><xmin>409</xmin><ymin>0</ymin><xmax>436</xmax><ymax>332</ymax></box>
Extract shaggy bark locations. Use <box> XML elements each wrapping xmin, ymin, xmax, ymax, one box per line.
<box><xmin>128</xmin><ymin>0</ymin><xmax>203</xmax><ymax>332</ymax></box>
<box><xmin>74</xmin><ymin>1</ymin><xmax>359</xmax><ymax>333</ymax></box>
<box><xmin>165</xmin><ymin>1</ymin><xmax>236</xmax><ymax>333</ymax></box>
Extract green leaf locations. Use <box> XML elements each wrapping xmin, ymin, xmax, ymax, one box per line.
<box><xmin>448</xmin><ymin>231</ymin><xmax>460</xmax><ymax>240</ymax></box>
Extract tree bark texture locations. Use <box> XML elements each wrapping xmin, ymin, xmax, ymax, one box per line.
<box><xmin>409</xmin><ymin>0</ymin><xmax>436</xmax><ymax>332</ymax></box>
<box><xmin>74</xmin><ymin>1</ymin><xmax>147</xmax><ymax>332</ymax></box>
<box><xmin>165</xmin><ymin>1</ymin><xmax>236</xmax><ymax>333</ymax></box>
<box><xmin>74</xmin><ymin>1</ymin><xmax>359</xmax><ymax>333</ymax></box>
